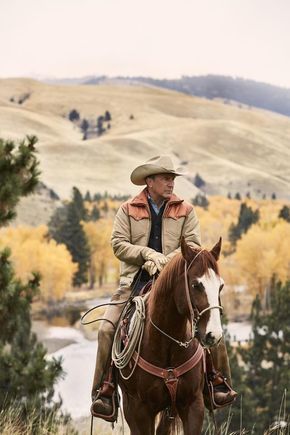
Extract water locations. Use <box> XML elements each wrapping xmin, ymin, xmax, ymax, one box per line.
<box><xmin>43</xmin><ymin>318</ymin><xmax>252</xmax><ymax>419</ymax></box>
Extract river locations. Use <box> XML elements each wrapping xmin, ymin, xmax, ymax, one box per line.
<box><xmin>34</xmin><ymin>299</ymin><xmax>252</xmax><ymax>420</ymax></box>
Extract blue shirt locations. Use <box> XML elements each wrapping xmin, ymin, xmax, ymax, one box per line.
<box><xmin>147</xmin><ymin>194</ymin><xmax>166</xmax><ymax>215</ymax></box>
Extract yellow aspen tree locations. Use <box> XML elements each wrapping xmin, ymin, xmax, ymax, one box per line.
<box><xmin>0</xmin><ymin>226</ymin><xmax>77</xmax><ymax>301</ymax></box>
<box><xmin>83</xmin><ymin>219</ymin><xmax>116</xmax><ymax>288</ymax></box>
<box><xmin>235</xmin><ymin>220</ymin><xmax>290</xmax><ymax>298</ymax></box>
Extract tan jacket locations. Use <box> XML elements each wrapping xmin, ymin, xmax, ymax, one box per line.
<box><xmin>111</xmin><ymin>188</ymin><xmax>201</xmax><ymax>287</ymax></box>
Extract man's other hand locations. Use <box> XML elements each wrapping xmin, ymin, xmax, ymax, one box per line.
<box><xmin>143</xmin><ymin>251</ymin><xmax>168</xmax><ymax>272</ymax></box>
<box><xmin>143</xmin><ymin>260</ymin><xmax>158</xmax><ymax>276</ymax></box>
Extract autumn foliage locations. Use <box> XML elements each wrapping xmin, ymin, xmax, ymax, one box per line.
<box><xmin>3</xmin><ymin>193</ymin><xmax>289</xmax><ymax>306</ymax></box>
<box><xmin>0</xmin><ymin>225</ymin><xmax>77</xmax><ymax>301</ymax></box>
<box><xmin>195</xmin><ymin>196</ymin><xmax>290</xmax><ymax>310</ymax></box>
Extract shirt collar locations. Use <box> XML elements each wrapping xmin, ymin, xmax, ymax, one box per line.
<box><xmin>147</xmin><ymin>192</ymin><xmax>166</xmax><ymax>214</ymax></box>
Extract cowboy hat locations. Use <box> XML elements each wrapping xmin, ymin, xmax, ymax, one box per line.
<box><xmin>130</xmin><ymin>155</ymin><xmax>184</xmax><ymax>185</ymax></box>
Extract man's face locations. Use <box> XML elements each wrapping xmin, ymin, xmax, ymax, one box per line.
<box><xmin>147</xmin><ymin>173</ymin><xmax>176</xmax><ymax>200</ymax></box>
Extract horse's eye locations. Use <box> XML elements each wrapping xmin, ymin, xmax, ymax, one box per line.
<box><xmin>192</xmin><ymin>281</ymin><xmax>201</xmax><ymax>290</ymax></box>
<box><xmin>219</xmin><ymin>284</ymin><xmax>224</xmax><ymax>292</ymax></box>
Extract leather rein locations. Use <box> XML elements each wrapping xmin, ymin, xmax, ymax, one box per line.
<box><xmin>150</xmin><ymin>249</ymin><xmax>223</xmax><ymax>348</ymax></box>
<box><xmin>131</xmin><ymin>249</ymin><xmax>223</xmax><ymax>417</ymax></box>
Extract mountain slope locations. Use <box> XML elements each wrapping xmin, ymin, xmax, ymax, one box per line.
<box><xmin>0</xmin><ymin>78</ymin><xmax>289</xmax><ymax>200</ymax></box>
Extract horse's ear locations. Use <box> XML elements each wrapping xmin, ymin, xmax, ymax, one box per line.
<box><xmin>210</xmin><ymin>237</ymin><xmax>222</xmax><ymax>261</ymax></box>
<box><xmin>181</xmin><ymin>236</ymin><xmax>194</xmax><ymax>263</ymax></box>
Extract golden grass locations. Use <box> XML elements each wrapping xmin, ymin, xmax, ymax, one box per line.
<box><xmin>0</xmin><ymin>78</ymin><xmax>290</xmax><ymax>200</ymax></box>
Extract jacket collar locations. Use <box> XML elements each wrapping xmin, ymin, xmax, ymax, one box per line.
<box><xmin>131</xmin><ymin>188</ymin><xmax>184</xmax><ymax>207</ymax></box>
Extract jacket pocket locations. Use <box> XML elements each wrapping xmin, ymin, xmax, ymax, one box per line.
<box><xmin>163</xmin><ymin>217</ymin><xmax>185</xmax><ymax>252</ymax></box>
<box><xmin>130</xmin><ymin>217</ymin><xmax>150</xmax><ymax>244</ymax></box>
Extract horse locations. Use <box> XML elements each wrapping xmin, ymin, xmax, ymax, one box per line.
<box><xmin>117</xmin><ymin>237</ymin><xmax>224</xmax><ymax>435</ymax></box>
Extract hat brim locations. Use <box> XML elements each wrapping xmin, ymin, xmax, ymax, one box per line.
<box><xmin>130</xmin><ymin>164</ymin><xmax>184</xmax><ymax>186</ymax></box>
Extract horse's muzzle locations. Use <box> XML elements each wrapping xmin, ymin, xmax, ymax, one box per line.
<box><xmin>203</xmin><ymin>332</ymin><xmax>222</xmax><ymax>348</ymax></box>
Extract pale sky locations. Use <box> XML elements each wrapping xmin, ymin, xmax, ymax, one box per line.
<box><xmin>1</xmin><ymin>0</ymin><xmax>290</xmax><ymax>87</ymax></box>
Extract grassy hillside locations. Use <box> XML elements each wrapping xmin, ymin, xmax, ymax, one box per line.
<box><xmin>0</xmin><ymin>78</ymin><xmax>289</xmax><ymax>201</ymax></box>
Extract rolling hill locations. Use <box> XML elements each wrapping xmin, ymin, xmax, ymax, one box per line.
<box><xmin>0</xmin><ymin>78</ymin><xmax>289</xmax><ymax>206</ymax></box>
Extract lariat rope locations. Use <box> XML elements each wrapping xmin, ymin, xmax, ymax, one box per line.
<box><xmin>112</xmin><ymin>295</ymin><xmax>147</xmax><ymax>380</ymax></box>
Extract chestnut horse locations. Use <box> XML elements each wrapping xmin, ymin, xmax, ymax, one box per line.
<box><xmin>118</xmin><ymin>238</ymin><xmax>224</xmax><ymax>435</ymax></box>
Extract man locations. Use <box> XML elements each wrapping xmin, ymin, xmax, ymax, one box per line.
<box><xmin>91</xmin><ymin>155</ymin><xmax>237</xmax><ymax>420</ymax></box>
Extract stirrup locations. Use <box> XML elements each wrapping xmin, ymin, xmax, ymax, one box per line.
<box><xmin>91</xmin><ymin>390</ymin><xmax>118</xmax><ymax>423</ymax></box>
<box><xmin>204</xmin><ymin>373</ymin><xmax>238</xmax><ymax>410</ymax></box>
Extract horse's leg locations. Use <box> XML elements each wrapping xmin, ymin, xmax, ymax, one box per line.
<box><xmin>178</xmin><ymin>394</ymin><xmax>204</xmax><ymax>435</ymax></box>
<box><xmin>156</xmin><ymin>410</ymin><xmax>172</xmax><ymax>435</ymax></box>
<box><xmin>122</xmin><ymin>392</ymin><xmax>155</xmax><ymax>435</ymax></box>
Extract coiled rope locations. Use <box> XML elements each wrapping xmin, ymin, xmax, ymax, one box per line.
<box><xmin>112</xmin><ymin>295</ymin><xmax>146</xmax><ymax>380</ymax></box>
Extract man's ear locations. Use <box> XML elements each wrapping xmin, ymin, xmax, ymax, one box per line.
<box><xmin>210</xmin><ymin>237</ymin><xmax>222</xmax><ymax>261</ymax></box>
<box><xmin>181</xmin><ymin>237</ymin><xmax>194</xmax><ymax>263</ymax></box>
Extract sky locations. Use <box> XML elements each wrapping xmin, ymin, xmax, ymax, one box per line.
<box><xmin>1</xmin><ymin>0</ymin><xmax>290</xmax><ymax>87</ymax></box>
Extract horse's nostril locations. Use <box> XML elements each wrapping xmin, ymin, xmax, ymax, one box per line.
<box><xmin>205</xmin><ymin>332</ymin><xmax>216</xmax><ymax>346</ymax></box>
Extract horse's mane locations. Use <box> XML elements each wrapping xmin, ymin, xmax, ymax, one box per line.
<box><xmin>150</xmin><ymin>249</ymin><xmax>219</xmax><ymax>306</ymax></box>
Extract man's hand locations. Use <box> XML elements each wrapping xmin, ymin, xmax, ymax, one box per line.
<box><xmin>143</xmin><ymin>251</ymin><xmax>168</xmax><ymax>272</ymax></box>
<box><xmin>143</xmin><ymin>260</ymin><xmax>158</xmax><ymax>276</ymax></box>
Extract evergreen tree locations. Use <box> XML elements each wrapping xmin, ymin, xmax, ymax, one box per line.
<box><xmin>91</xmin><ymin>205</ymin><xmax>101</xmax><ymax>221</ymax></box>
<box><xmin>279</xmin><ymin>205</ymin><xmax>290</xmax><ymax>223</ymax></box>
<box><xmin>97</xmin><ymin>115</ymin><xmax>105</xmax><ymax>135</ymax></box>
<box><xmin>193</xmin><ymin>173</ymin><xmax>206</xmax><ymax>188</ymax></box>
<box><xmin>80</xmin><ymin>118</ymin><xmax>89</xmax><ymax>132</ymax></box>
<box><xmin>49</xmin><ymin>187</ymin><xmax>90</xmax><ymax>286</ymax></box>
<box><xmin>218</xmin><ymin>281</ymin><xmax>290</xmax><ymax>433</ymax></box>
<box><xmin>0</xmin><ymin>136</ymin><xmax>66</xmax><ymax>430</ymax></box>
<box><xmin>0</xmin><ymin>251</ymin><xmax>63</xmax><ymax>415</ymax></box>
<box><xmin>68</xmin><ymin>109</ymin><xmax>80</xmax><ymax>122</ymax></box>
<box><xmin>229</xmin><ymin>202</ymin><xmax>260</xmax><ymax>245</ymax></box>
<box><xmin>104</xmin><ymin>110</ymin><xmax>111</xmax><ymax>121</ymax></box>
<box><xmin>191</xmin><ymin>193</ymin><xmax>209</xmax><ymax>209</ymax></box>
<box><xmin>235</xmin><ymin>281</ymin><xmax>290</xmax><ymax>432</ymax></box>
<box><xmin>71</xmin><ymin>186</ymin><xmax>88</xmax><ymax>221</ymax></box>
<box><xmin>85</xmin><ymin>190</ymin><xmax>92</xmax><ymax>202</ymax></box>
<box><xmin>0</xmin><ymin>136</ymin><xmax>40</xmax><ymax>226</ymax></box>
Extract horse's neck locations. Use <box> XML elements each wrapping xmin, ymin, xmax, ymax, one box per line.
<box><xmin>147</xmin><ymin>281</ymin><xmax>188</xmax><ymax>340</ymax></box>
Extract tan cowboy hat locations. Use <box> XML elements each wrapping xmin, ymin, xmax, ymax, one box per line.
<box><xmin>130</xmin><ymin>155</ymin><xmax>184</xmax><ymax>185</ymax></box>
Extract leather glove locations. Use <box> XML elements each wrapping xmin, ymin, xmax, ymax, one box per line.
<box><xmin>142</xmin><ymin>251</ymin><xmax>168</xmax><ymax>272</ymax></box>
<box><xmin>142</xmin><ymin>260</ymin><xmax>158</xmax><ymax>276</ymax></box>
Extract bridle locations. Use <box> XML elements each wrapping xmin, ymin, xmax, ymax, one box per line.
<box><xmin>149</xmin><ymin>249</ymin><xmax>223</xmax><ymax>348</ymax></box>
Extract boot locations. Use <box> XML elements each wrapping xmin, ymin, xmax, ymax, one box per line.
<box><xmin>91</xmin><ymin>364</ymin><xmax>118</xmax><ymax>422</ymax></box>
<box><xmin>204</xmin><ymin>347</ymin><xmax>237</xmax><ymax>409</ymax></box>
<box><xmin>207</xmin><ymin>369</ymin><xmax>238</xmax><ymax>408</ymax></box>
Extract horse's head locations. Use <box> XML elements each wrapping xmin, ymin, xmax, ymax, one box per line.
<box><xmin>178</xmin><ymin>238</ymin><xmax>224</xmax><ymax>347</ymax></box>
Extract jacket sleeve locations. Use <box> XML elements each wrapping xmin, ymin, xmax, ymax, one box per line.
<box><xmin>111</xmin><ymin>205</ymin><xmax>155</xmax><ymax>266</ymax></box>
<box><xmin>166</xmin><ymin>207</ymin><xmax>201</xmax><ymax>262</ymax></box>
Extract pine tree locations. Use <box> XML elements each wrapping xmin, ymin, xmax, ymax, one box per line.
<box><xmin>0</xmin><ymin>136</ymin><xmax>66</xmax><ymax>430</ymax></box>
<box><xmin>49</xmin><ymin>187</ymin><xmax>90</xmax><ymax>286</ymax></box>
<box><xmin>279</xmin><ymin>205</ymin><xmax>290</xmax><ymax>223</ymax></box>
<box><xmin>224</xmin><ymin>280</ymin><xmax>290</xmax><ymax>432</ymax></box>
<box><xmin>229</xmin><ymin>202</ymin><xmax>260</xmax><ymax>245</ymax></box>
<box><xmin>0</xmin><ymin>135</ymin><xmax>40</xmax><ymax>226</ymax></box>
<box><xmin>191</xmin><ymin>193</ymin><xmax>209</xmax><ymax>209</ymax></box>
<box><xmin>84</xmin><ymin>190</ymin><xmax>92</xmax><ymax>202</ymax></box>
<box><xmin>193</xmin><ymin>173</ymin><xmax>206</xmax><ymax>188</ymax></box>
<box><xmin>91</xmin><ymin>204</ymin><xmax>101</xmax><ymax>221</ymax></box>
<box><xmin>68</xmin><ymin>109</ymin><xmax>80</xmax><ymax>122</ymax></box>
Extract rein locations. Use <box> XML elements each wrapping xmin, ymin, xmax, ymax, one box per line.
<box><xmin>149</xmin><ymin>249</ymin><xmax>223</xmax><ymax>348</ymax></box>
